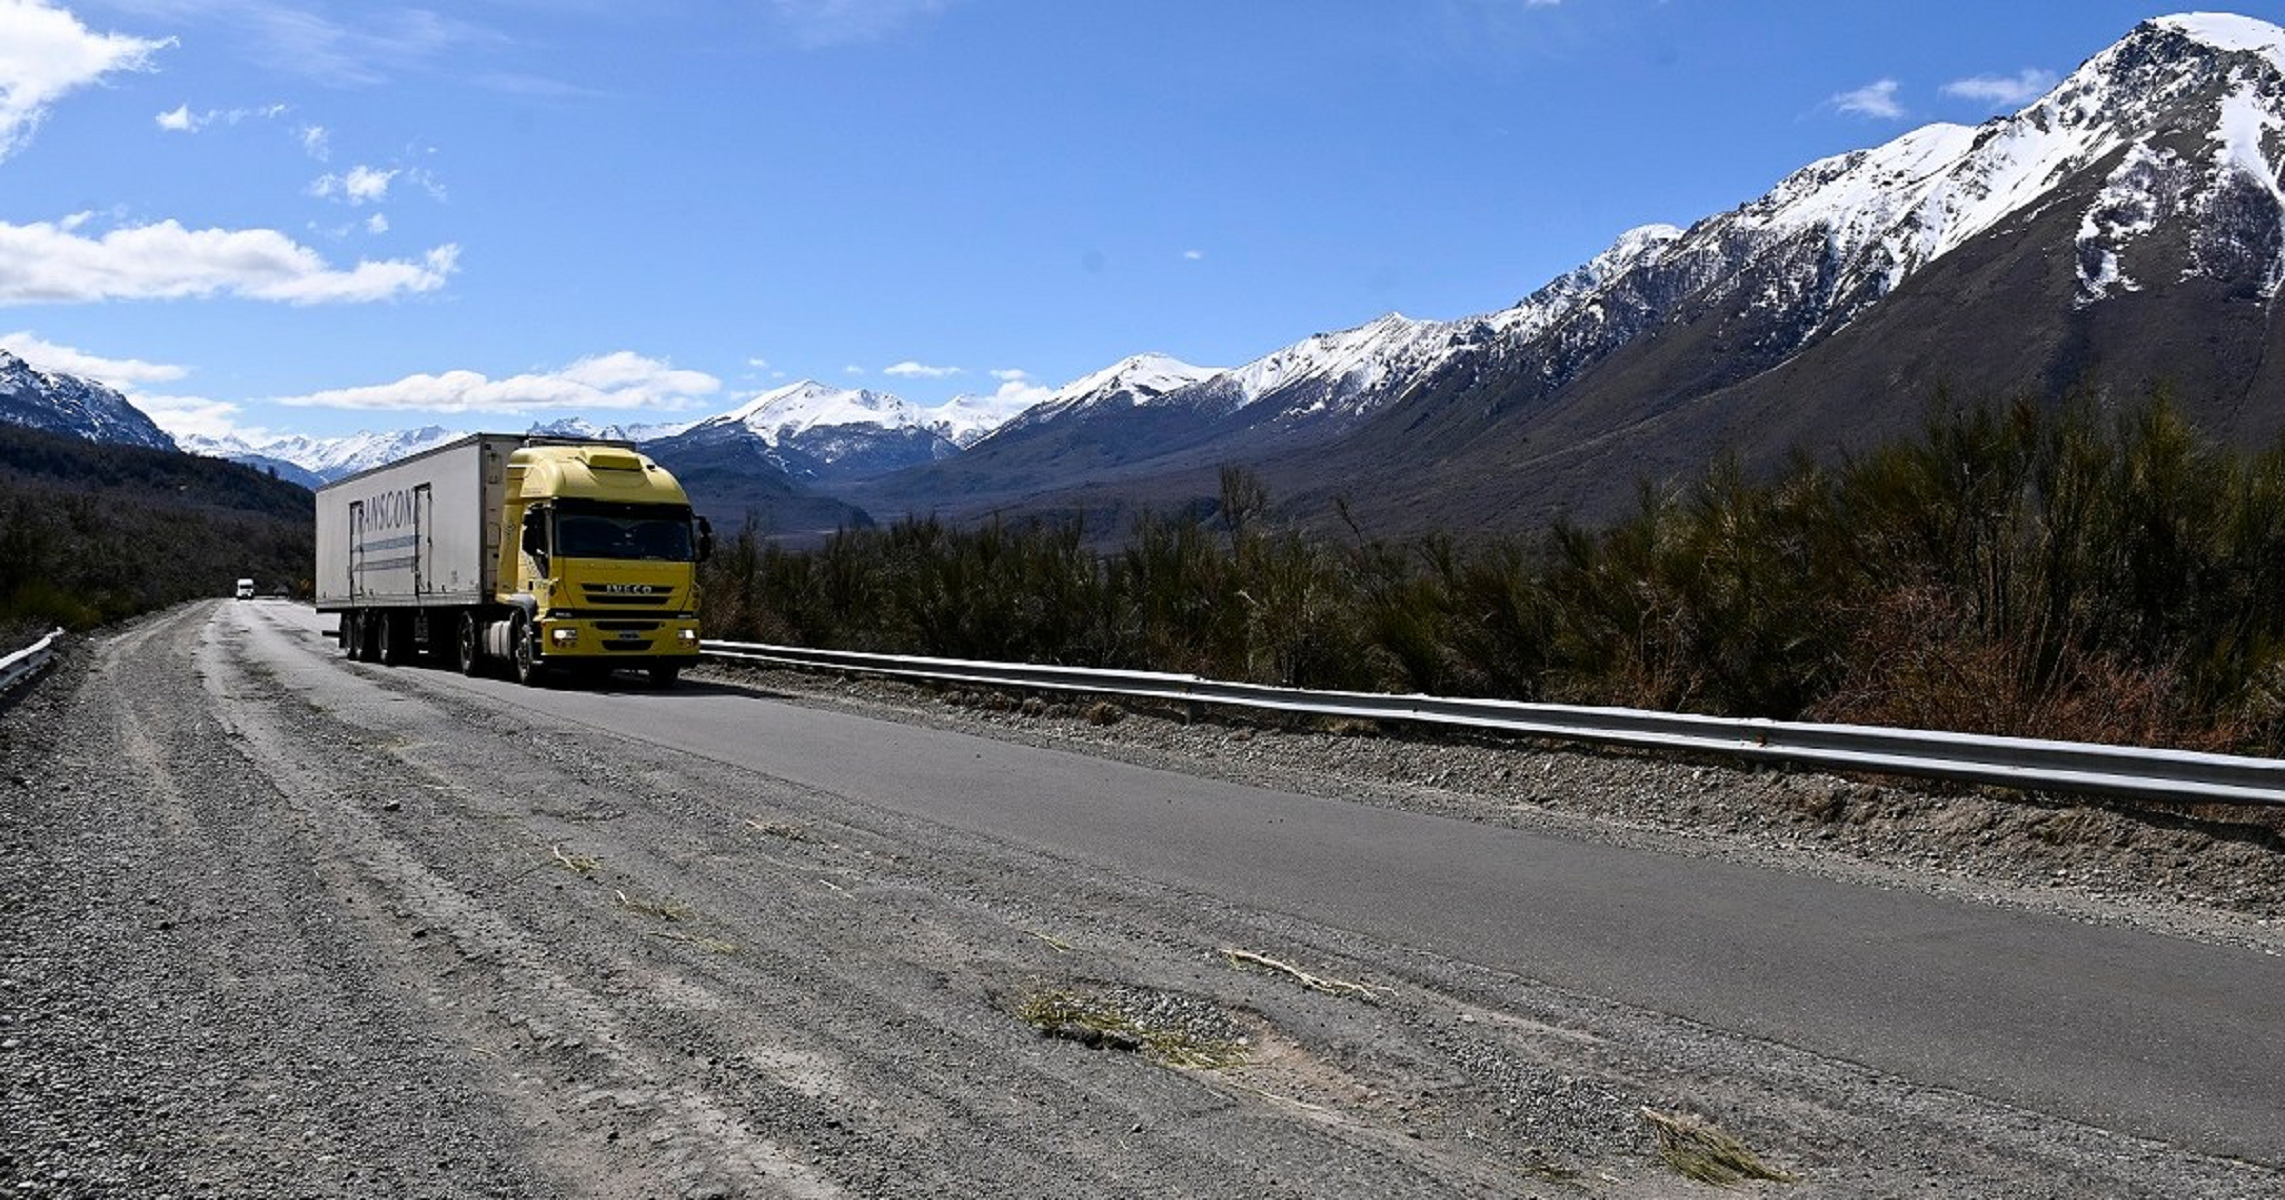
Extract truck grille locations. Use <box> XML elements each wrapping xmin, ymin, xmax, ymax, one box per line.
<box><xmin>580</xmin><ymin>585</ymin><xmax>673</xmax><ymax>606</ymax></box>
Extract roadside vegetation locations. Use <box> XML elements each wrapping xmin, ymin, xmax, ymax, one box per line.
<box><xmin>0</xmin><ymin>423</ymin><xmax>313</xmax><ymax>644</ymax></box>
<box><xmin>702</xmin><ymin>394</ymin><xmax>2285</xmax><ymax>755</ymax></box>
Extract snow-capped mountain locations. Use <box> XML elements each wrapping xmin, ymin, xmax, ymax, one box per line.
<box><xmin>992</xmin><ymin>354</ymin><xmax>1222</xmax><ymax>436</ymax></box>
<box><xmin>653</xmin><ymin>380</ymin><xmax>958</xmax><ymax>483</ymax></box>
<box><xmin>865</xmin><ymin>12</ymin><xmax>2285</xmax><ymax>535</ymax></box>
<box><xmin>0</xmin><ymin>349</ymin><xmax>176</xmax><ymax>451</ymax></box>
<box><xmin>927</xmin><ymin>389</ymin><xmax>1047</xmax><ymax>448</ymax></box>
<box><xmin>183</xmin><ymin>425</ymin><xmax>469</xmax><ymax>485</ymax></box>
<box><xmin>527</xmin><ymin>416</ymin><xmax>695</xmax><ymax>444</ymax></box>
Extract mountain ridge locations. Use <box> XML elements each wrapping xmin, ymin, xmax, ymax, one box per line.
<box><xmin>10</xmin><ymin>13</ymin><xmax>2285</xmax><ymax>542</ymax></box>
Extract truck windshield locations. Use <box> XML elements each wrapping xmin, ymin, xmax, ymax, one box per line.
<box><xmin>553</xmin><ymin>501</ymin><xmax>696</xmax><ymax>562</ymax></box>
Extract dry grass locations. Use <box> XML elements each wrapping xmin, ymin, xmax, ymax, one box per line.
<box><xmin>1640</xmin><ymin>1107</ymin><xmax>1797</xmax><ymax>1186</ymax></box>
<box><xmin>649</xmin><ymin>930</ymin><xmax>739</xmax><ymax>955</ymax></box>
<box><xmin>742</xmin><ymin>816</ymin><xmax>813</xmax><ymax>841</ymax></box>
<box><xmin>1015</xmin><ymin>987</ymin><xmax>1247</xmax><ymax>1070</ymax></box>
<box><xmin>550</xmin><ymin>843</ymin><xmax>601</xmax><ymax>874</ymax></box>
<box><xmin>1220</xmin><ymin>946</ymin><xmax>1391</xmax><ymax>1003</ymax></box>
<box><xmin>1084</xmin><ymin>700</ymin><xmax>1126</xmax><ymax>727</ymax></box>
<box><xmin>612</xmin><ymin>889</ymin><xmax>692</xmax><ymax>921</ymax></box>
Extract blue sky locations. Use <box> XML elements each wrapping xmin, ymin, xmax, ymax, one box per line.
<box><xmin>0</xmin><ymin>0</ymin><xmax>2262</xmax><ymax>443</ymax></box>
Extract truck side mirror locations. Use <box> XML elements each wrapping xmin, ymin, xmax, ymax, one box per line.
<box><xmin>695</xmin><ymin>516</ymin><xmax>714</xmax><ymax>563</ymax></box>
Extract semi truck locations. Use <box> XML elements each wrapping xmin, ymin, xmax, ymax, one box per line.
<box><xmin>314</xmin><ymin>433</ymin><xmax>712</xmax><ymax>686</ymax></box>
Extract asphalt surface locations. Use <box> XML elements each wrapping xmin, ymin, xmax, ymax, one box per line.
<box><xmin>269</xmin><ymin>602</ymin><xmax>2285</xmax><ymax>1166</ymax></box>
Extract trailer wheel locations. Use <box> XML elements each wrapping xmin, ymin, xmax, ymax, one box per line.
<box><xmin>377</xmin><ymin>612</ymin><xmax>405</xmax><ymax>666</ymax></box>
<box><xmin>511</xmin><ymin>614</ymin><xmax>546</xmax><ymax>687</ymax></box>
<box><xmin>351</xmin><ymin>611</ymin><xmax>380</xmax><ymax>662</ymax></box>
<box><xmin>339</xmin><ymin>612</ymin><xmax>360</xmax><ymax>658</ymax></box>
<box><xmin>456</xmin><ymin>612</ymin><xmax>483</xmax><ymax>676</ymax></box>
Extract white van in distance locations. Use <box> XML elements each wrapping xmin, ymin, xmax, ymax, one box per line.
<box><xmin>235</xmin><ymin>578</ymin><xmax>256</xmax><ymax>600</ymax></box>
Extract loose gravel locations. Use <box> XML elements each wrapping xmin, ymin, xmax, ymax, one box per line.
<box><xmin>2</xmin><ymin>603</ymin><xmax>2280</xmax><ymax>1199</ymax></box>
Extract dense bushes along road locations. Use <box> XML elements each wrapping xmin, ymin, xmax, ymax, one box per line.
<box><xmin>11</xmin><ymin>390</ymin><xmax>2281</xmax><ymax>756</ymax></box>
<box><xmin>703</xmin><ymin>394</ymin><xmax>2285</xmax><ymax>756</ymax></box>
<box><xmin>0</xmin><ymin>423</ymin><xmax>312</xmax><ymax>642</ymax></box>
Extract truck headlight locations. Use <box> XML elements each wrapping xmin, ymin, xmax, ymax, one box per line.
<box><xmin>550</xmin><ymin>627</ymin><xmax>579</xmax><ymax>646</ymax></box>
<box><xmin>676</xmin><ymin>628</ymin><xmax>698</xmax><ymax>646</ymax></box>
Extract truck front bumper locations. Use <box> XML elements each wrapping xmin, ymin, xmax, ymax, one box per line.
<box><xmin>534</xmin><ymin>616</ymin><xmax>701</xmax><ymax>662</ymax></box>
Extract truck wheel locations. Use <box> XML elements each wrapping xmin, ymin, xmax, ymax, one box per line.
<box><xmin>511</xmin><ymin>614</ymin><xmax>546</xmax><ymax>687</ymax></box>
<box><xmin>339</xmin><ymin>612</ymin><xmax>360</xmax><ymax>658</ymax></box>
<box><xmin>648</xmin><ymin>663</ymin><xmax>681</xmax><ymax>688</ymax></box>
<box><xmin>455</xmin><ymin>612</ymin><xmax>483</xmax><ymax>676</ymax></box>
<box><xmin>377</xmin><ymin>612</ymin><xmax>405</xmax><ymax>666</ymax></box>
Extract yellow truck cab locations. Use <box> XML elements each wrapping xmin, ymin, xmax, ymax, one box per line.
<box><xmin>497</xmin><ymin>443</ymin><xmax>706</xmax><ymax>684</ymax></box>
<box><xmin>315</xmin><ymin>434</ymin><xmax>712</xmax><ymax>687</ymax></box>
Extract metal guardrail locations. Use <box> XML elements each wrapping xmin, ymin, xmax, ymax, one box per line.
<box><xmin>0</xmin><ymin>627</ymin><xmax>64</xmax><ymax>697</ymax></box>
<box><xmin>702</xmin><ymin>639</ymin><xmax>2285</xmax><ymax>807</ymax></box>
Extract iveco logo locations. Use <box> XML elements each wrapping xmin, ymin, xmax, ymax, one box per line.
<box><xmin>602</xmin><ymin>583</ymin><xmax>659</xmax><ymax>594</ymax></box>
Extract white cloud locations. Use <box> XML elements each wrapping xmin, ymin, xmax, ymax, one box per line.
<box><xmin>365</xmin><ymin>213</ymin><xmax>389</xmax><ymax>234</ymax></box>
<box><xmin>747</xmin><ymin>356</ymin><xmax>770</xmax><ymax>369</ymax></box>
<box><xmin>299</xmin><ymin>123</ymin><xmax>329</xmax><ymax>160</ymax></box>
<box><xmin>977</xmin><ymin>368</ymin><xmax>1052</xmax><ymax>405</ymax></box>
<box><xmin>1182</xmin><ymin>249</ymin><xmax>1204</xmax><ymax>261</ymax></box>
<box><xmin>0</xmin><ymin>216</ymin><xmax>458</xmax><ymax>304</ymax></box>
<box><xmin>884</xmin><ymin>360</ymin><xmax>962</xmax><ymax>379</ymax></box>
<box><xmin>844</xmin><ymin>364</ymin><xmax>866</xmax><ymax>376</ymax></box>
<box><xmin>0</xmin><ymin>0</ymin><xmax>171</xmax><ymax>162</ymax></box>
<box><xmin>773</xmin><ymin>0</ymin><xmax>951</xmax><ymax>47</ymax></box>
<box><xmin>311</xmin><ymin>164</ymin><xmax>399</xmax><ymax>204</ymax></box>
<box><xmin>152</xmin><ymin>2</ymin><xmax>490</xmax><ymax>86</ymax></box>
<box><xmin>1832</xmin><ymin>79</ymin><xmax>1905</xmax><ymax>120</ymax></box>
<box><xmin>1942</xmin><ymin>68</ymin><xmax>2058</xmax><ymax>109</ymax></box>
<box><xmin>0</xmin><ymin>330</ymin><xmax>188</xmax><ymax>385</ymax></box>
<box><xmin>133</xmin><ymin>391</ymin><xmax>251</xmax><ymax>442</ymax></box>
<box><xmin>153</xmin><ymin>101</ymin><xmax>289</xmax><ymax>134</ymax></box>
<box><xmin>988</xmin><ymin>376</ymin><xmax>1052</xmax><ymax>405</ymax></box>
<box><xmin>276</xmin><ymin>351</ymin><xmax>721</xmax><ymax>416</ymax></box>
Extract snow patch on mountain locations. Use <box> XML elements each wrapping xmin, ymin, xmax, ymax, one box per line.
<box><xmin>2078</xmin><ymin>143</ymin><xmax>2179</xmax><ymax>300</ymax></box>
<box><xmin>696</xmin><ymin>381</ymin><xmax>926</xmax><ymax>446</ymax></box>
<box><xmin>185</xmin><ymin>425</ymin><xmax>469</xmax><ymax>482</ymax></box>
<box><xmin>996</xmin><ymin>354</ymin><xmax>1223</xmax><ymax>434</ymax></box>
<box><xmin>927</xmin><ymin>389</ymin><xmax>1046</xmax><ymax>448</ymax></box>
<box><xmin>2156</xmin><ymin>12</ymin><xmax>2285</xmax><ymax>67</ymax></box>
<box><xmin>527</xmin><ymin>415</ymin><xmax>695</xmax><ymax>443</ymax></box>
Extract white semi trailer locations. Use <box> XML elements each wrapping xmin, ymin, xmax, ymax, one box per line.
<box><xmin>314</xmin><ymin>433</ymin><xmax>711</xmax><ymax>686</ymax></box>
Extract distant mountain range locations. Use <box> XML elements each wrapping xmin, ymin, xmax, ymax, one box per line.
<box><xmin>11</xmin><ymin>13</ymin><xmax>2285</xmax><ymax>541</ymax></box>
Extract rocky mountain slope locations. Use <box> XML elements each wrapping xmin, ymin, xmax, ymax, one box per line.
<box><xmin>0</xmin><ymin>350</ymin><xmax>176</xmax><ymax>453</ymax></box>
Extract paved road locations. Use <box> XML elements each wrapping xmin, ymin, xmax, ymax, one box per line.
<box><xmin>263</xmin><ymin>603</ymin><xmax>2285</xmax><ymax>1166</ymax></box>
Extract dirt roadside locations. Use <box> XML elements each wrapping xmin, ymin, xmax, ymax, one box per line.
<box><xmin>2</xmin><ymin>602</ymin><xmax>2279</xmax><ymax>1198</ymax></box>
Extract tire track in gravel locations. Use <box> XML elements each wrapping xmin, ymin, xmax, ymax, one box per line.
<box><xmin>206</xmin><ymin>605</ymin><xmax>848</xmax><ymax>1200</ymax></box>
<box><xmin>6</xmin><ymin>603</ymin><xmax>543</xmax><ymax>1198</ymax></box>
<box><xmin>224</xmin><ymin>603</ymin><xmax>1518</xmax><ymax>1197</ymax></box>
<box><xmin>230</xmin><ymin>602</ymin><xmax>2285</xmax><ymax>1199</ymax></box>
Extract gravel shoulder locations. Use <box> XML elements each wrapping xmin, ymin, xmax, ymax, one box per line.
<box><xmin>3</xmin><ymin>602</ymin><xmax>2280</xmax><ymax>1199</ymax></box>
